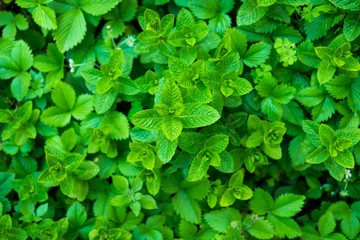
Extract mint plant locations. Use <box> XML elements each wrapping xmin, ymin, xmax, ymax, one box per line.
<box><xmin>2</xmin><ymin>0</ymin><xmax>360</xmax><ymax>239</ymax></box>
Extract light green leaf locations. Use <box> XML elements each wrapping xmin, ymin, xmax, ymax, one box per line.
<box><xmin>161</xmin><ymin>117</ymin><xmax>183</xmax><ymax>141</ymax></box>
<box><xmin>156</xmin><ymin>131</ymin><xmax>177</xmax><ymax>163</ymax></box>
<box><xmin>333</xmin><ymin>150</ymin><xmax>354</xmax><ymax>168</ymax></box>
<box><xmin>306</xmin><ymin>146</ymin><xmax>330</xmax><ymax>164</ymax></box>
<box><xmin>161</xmin><ymin>79</ymin><xmax>183</xmax><ymax>106</ymax></box>
<box><xmin>247</xmin><ymin>219</ymin><xmax>274</xmax><ymax>239</ymax></box>
<box><xmin>139</xmin><ymin>195</ymin><xmax>158</xmax><ymax>210</ymax></box>
<box><xmin>41</xmin><ymin>106</ymin><xmax>72</xmax><ymax>127</ymax></box>
<box><xmin>52</xmin><ymin>82</ymin><xmax>76</xmax><ymax>111</ymax></box>
<box><xmin>72</xmin><ymin>94</ymin><xmax>93</xmax><ymax>120</ymax></box>
<box><xmin>205</xmin><ymin>134</ymin><xmax>229</xmax><ymax>153</ymax></box>
<box><xmin>257</xmin><ymin>0</ymin><xmax>276</xmax><ymax>6</ymax></box>
<box><xmin>188</xmin><ymin>151</ymin><xmax>212</xmax><ymax>182</ymax></box>
<box><xmin>236</xmin><ymin>0</ymin><xmax>268</xmax><ymax>26</ymax></box>
<box><xmin>0</xmin><ymin>172</ymin><xmax>15</xmax><ymax>196</ymax></box>
<box><xmin>100</xmin><ymin>111</ymin><xmax>129</xmax><ymax>140</ymax></box>
<box><xmin>319</xmin><ymin>124</ymin><xmax>337</xmax><ymax>147</ymax></box>
<box><xmin>204</xmin><ymin>208</ymin><xmax>241</xmax><ymax>233</ymax></box>
<box><xmin>132</xmin><ymin>109</ymin><xmax>162</xmax><ymax>131</ymax></box>
<box><xmin>12</xmin><ymin>40</ymin><xmax>33</xmax><ymax>72</ymax></box>
<box><xmin>179</xmin><ymin>103</ymin><xmax>220</xmax><ymax>128</ymax></box>
<box><xmin>53</xmin><ymin>8</ymin><xmax>86</xmax><ymax>52</ymax></box>
<box><xmin>94</xmin><ymin>90</ymin><xmax>117</xmax><ymax>114</ymax></box>
<box><xmin>33</xmin><ymin>5</ymin><xmax>57</xmax><ymax>30</ymax></box>
<box><xmin>271</xmin><ymin>193</ymin><xmax>305</xmax><ymax>217</ymax></box>
<box><xmin>80</xmin><ymin>0</ymin><xmax>120</xmax><ymax>16</ymax></box>
<box><xmin>268</xmin><ymin>214</ymin><xmax>302</xmax><ymax>239</ymax></box>
<box><xmin>10</xmin><ymin>72</ymin><xmax>30</xmax><ymax>101</ymax></box>
<box><xmin>317</xmin><ymin>61</ymin><xmax>336</xmax><ymax>85</ymax></box>
<box><xmin>318</xmin><ymin>212</ymin><xmax>336</xmax><ymax>237</ymax></box>
<box><xmin>66</xmin><ymin>201</ymin><xmax>87</xmax><ymax>227</ymax></box>
<box><xmin>243</xmin><ymin>43</ymin><xmax>271</xmax><ymax>67</ymax></box>
<box><xmin>173</xmin><ymin>190</ymin><xmax>201</xmax><ymax>224</ymax></box>
<box><xmin>249</xmin><ymin>188</ymin><xmax>274</xmax><ymax>215</ymax></box>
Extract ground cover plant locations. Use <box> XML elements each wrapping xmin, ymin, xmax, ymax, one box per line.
<box><xmin>1</xmin><ymin>0</ymin><xmax>360</xmax><ymax>239</ymax></box>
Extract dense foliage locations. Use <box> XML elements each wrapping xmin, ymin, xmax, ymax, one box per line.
<box><xmin>1</xmin><ymin>0</ymin><xmax>360</xmax><ymax>239</ymax></box>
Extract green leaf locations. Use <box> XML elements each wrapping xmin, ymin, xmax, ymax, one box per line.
<box><xmin>161</xmin><ymin>117</ymin><xmax>183</xmax><ymax>141</ymax></box>
<box><xmin>101</xmin><ymin>111</ymin><xmax>129</xmax><ymax>140</ymax></box>
<box><xmin>10</xmin><ymin>72</ymin><xmax>30</xmax><ymax>101</ymax></box>
<box><xmin>0</xmin><ymin>172</ymin><xmax>15</xmax><ymax>196</ymax></box>
<box><xmin>328</xmin><ymin>0</ymin><xmax>360</xmax><ymax>11</ymax></box>
<box><xmin>249</xmin><ymin>188</ymin><xmax>274</xmax><ymax>215</ymax></box>
<box><xmin>324</xmin><ymin>158</ymin><xmax>345</xmax><ymax>181</ymax></box>
<box><xmin>178</xmin><ymin>132</ymin><xmax>206</xmax><ymax>154</ymax></box>
<box><xmin>344</xmin><ymin>13</ymin><xmax>360</xmax><ymax>41</ymax></box>
<box><xmin>317</xmin><ymin>61</ymin><xmax>336</xmax><ymax>85</ymax></box>
<box><xmin>12</xmin><ymin>40</ymin><xmax>33</xmax><ymax>72</ymax></box>
<box><xmin>80</xmin><ymin>0</ymin><xmax>120</xmax><ymax>16</ymax></box>
<box><xmin>189</xmin><ymin>0</ymin><xmax>234</xmax><ymax>20</ymax></box>
<box><xmin>304</xmin><ymin>14</ymin><xmax>333</xmax><ymax>41</ymax></box>
<box><xmin>40</xmin><ymin>107</ymin><xmax>72</xmax><ymax>127</ymax></box>
<box><xmin>112</xmin><ymin>175</ymin><xmax>129</xmax><ymax>193</ymax></box>
<box><xmin>176</xmin><ymin>8</ymin><xmax>194</xmax><ymax>29</ymax></box>
<box><xmin>132</xmin><ymin>109</ymin><xmax>162</xmax><ymax>131</ymax></box>
<box><xmin>205</xmin><ymin>134</ymin><xmax>229</xmax><ymax>153</ymax></box>
<box><xmin>156</xmin><ymin>131</ymin><xmax>177</xmax><ymax>163</ymax></box>
<box><xmin>179</xmin><ymin>103</ymin><xmax>220</xmax><ymax>128</ymax></box>
<box><xmin>204</xmin><ymin>208</ymin><xmax>241</xmax><ymax>233</ymax></box>
<box><xmin>72</xmin><ymin>94</ymin><xmax>93</xmax><ymax>120</ymax></box>
<box><xmin>53</xmin><ymin>8</ymin><xmax>86</xmax><ymax>52</ymax></box>
<box><xmin>73</xmin><ymin>161</ymin><xmax>100</xmax><ymax>180</ymax></box>
<box><xmin>336</xmin><ymin>128</ymin><xmax>360</xmax><ymax>147</ymax></box>
<box><xmin>306</xmin><ymin>147</ymin><xmax>330</xmax><ymax>164</ymax></box>
<box><xmin>33</xmin><ymin>43</ymin><xmax>64</xmax><ymax>87</ymax></box>
<box><xmin>319</xmin><ymin>124</ymin><xmax>337</xmax><ymax>147</ymax></box>
<box><xmin>61</xmin><ymin>128</ymin><xmax>77</xmax><ymax>152</ymax></box>
<box><xmin>271</xmin><ymin>193</ymin><xmax>305</xmax><ymax>217</ymax></box>
<box><xmin>0</xmin><ymin>56</ymin><xmax>19</xmax><ymax>79</ymax></box>
<box><xmin>139</xmin><ymin>195</ymin><xmax>158</xmax><ymax>210</ymax></box>
<box><xmin>243</xmin><ymin>43</ymin><xmax>271</xmax><ymax>67</ymax></box>
<box><xmin>236</xmin><ymin>0</ymin><xmax>268</xmax><ymax>26</ymax></box>
<box><xmin>173</xmin><ymin>189</ymin><xmax>201</xmax><ymax>224</ymax></box>
<box><xmin>268</xmin><ymin>214</ymin><xmax>302</xmax><ymax>239</ymax></box>
<box><xmin>257</xmin><ymin>0</ymin><xmax>276</xmax><ymax>6</ymax></box>
<box><xmin>66</xmin><ymin>201</ymin><xmax>87</xmax><ymax>227</ymax></box>
<box><xmin>33</xmin><ymin>5</ymin><xmax>57</xmax><ymax>30</ymax></box>
<box><xmin>333</xmin><ymin>150</ymin><xmax>354</xmax><ymax>168</ymax></box>
<box><xmin>161</xmin><ymin>79</ymin><xmax>183</xmax><ymax>106</ymax></box>
<box><xmin>247</xmin><ymin>219</ymin><xmax>274</xmax><ymax>239</ymax></box>
<box><xmin>188</xmin><ymin>151</ymin><xmax>212</xmax><ymax>182</ymax></box>
<box><xmin>52</xmin><ymin>82</ymin><xmax>76</xmax><ymax>111</ymax></box>
<box><xmin>318</xmin><ymin>212</ymin><xmax>336</xmax><ymax>237</ymax></box>
<box><xmin>94</xmin><ymin>90</ymin><xmax>117</xmax><ymax>114</ymax></box>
